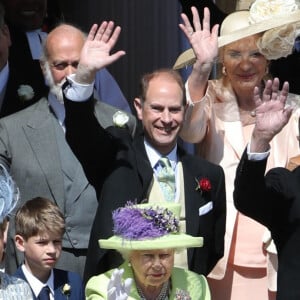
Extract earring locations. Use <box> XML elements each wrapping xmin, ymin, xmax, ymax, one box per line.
<box><xmin>128</xmin><ymin>261</ymin><xmax>131</xmax><ymax>267</ymax></box>
<box><xmin>265</xmin><ymin>66</ymin><xmax>269</xmax><ymax>75</ymax></box>
<box><xmin>222</xmin><ymin>66</ymin><xmax>227</xmax><ymax>76</ymax></box>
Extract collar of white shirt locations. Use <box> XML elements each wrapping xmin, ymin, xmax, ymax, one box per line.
<box><xmin>144</xmin><ymin>139</ymin><xmax>177</xmax><ymax>171</ymax></box>
<box><xmin>21</xmin><ymin>264</ymin><xmax>54</xmax><ymax>299</ymax></box>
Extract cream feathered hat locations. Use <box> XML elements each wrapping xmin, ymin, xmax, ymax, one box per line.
<box><xmin>174</xmin><ymin>0</ymin><xmax>300</xmax><ymax>69</ymax></box>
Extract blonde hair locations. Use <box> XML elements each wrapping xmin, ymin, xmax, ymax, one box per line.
<box><xmin>15</xmin><ymin>197</ymin><xmax>65</xmax><ymax>240</ymax></box>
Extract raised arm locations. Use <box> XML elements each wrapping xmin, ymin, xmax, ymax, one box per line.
<box><xmin>64</xmin><ymin>21</ymin><xmax>126</xmax><ymax>196</ymax></box>
<box><xmin>75</xmin><ymin>21</ymin><xmax>126</xmax><ymax>84</ymax></box>
<box><xmin>179</xmin><ymin>7</ymin><xmax>219</xmax><ymax>101</ymax></box>
<box><xmin>250</xmin><ymin>78</ymin><xmax>293</xmax><ymax>153</ymax></box>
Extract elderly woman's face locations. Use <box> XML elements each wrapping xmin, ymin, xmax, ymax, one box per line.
<box><xmin>222</xmin><ymin>34</ymin><xmax>268</xmax><ymax>94</ymax></box>
<box><xmin>130</xmin><ymin>249</ymin><xmax>174</xmax><ymax>289</ymax></box>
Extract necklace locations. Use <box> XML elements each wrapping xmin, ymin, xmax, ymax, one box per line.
<box><xmin>238</xmin><ymin>107</ymin><xmax>256</xmax><ymax>126</ymax></box>
<box><xmin>136</xmin><ymin>280</ymin><xmax>169</xmax><ymax>300</ymax></box>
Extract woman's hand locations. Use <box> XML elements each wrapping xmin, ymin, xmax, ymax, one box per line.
<box><xmin>179</xmin><ymin>7</ymin><xmax>219</xmax><ymax>67</ymax></box>
<box><xmin>107</xmin><ymin>268</ymin><xmax>132</xmax><ymax>300</ymax></box>
<box><xmin>251</xmin><ymin>78</ymin><xmax>293</xmax><ymax>152</ymax></box>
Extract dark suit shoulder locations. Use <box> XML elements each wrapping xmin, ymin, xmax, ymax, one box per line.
<box><xmin>0</xmin><ymin>98</ymin><xmax>49</xmax><ymax>124</ymax></box>
<box><xmin>181</xmin><ymin>151</ymin><xmax>224</xmax><ymax>175</ymax></box>
<box><xmin>94</xmin><ymin>100</ymin><xmax>136</xmax><ymax>136</ymax></box>
<box><xmin>53</xmin><ymin>268</ymin><xmax>84</xmax><ymax>300</ymax></box>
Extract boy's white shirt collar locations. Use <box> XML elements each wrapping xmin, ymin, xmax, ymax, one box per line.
<box><xmin>21</xmin><ymin>264</ymin><xmax>54</xmax><ymax>299</ymax></box>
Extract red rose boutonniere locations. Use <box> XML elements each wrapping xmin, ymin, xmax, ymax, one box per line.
<box><xmin>195</xmin><ymin>177</ymin><xmax>212</xmax><ymax>194</ymax></box>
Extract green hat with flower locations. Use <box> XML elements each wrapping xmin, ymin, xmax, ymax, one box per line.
<box><xmin>99</xmin><ymin>202</ymin><xmax>203</xmax><ymax>250</ymax></box>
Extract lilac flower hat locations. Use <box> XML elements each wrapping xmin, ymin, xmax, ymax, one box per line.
<box><xmin>99</xmin><ymin>202</ymin><xmax>203</xmax><ymax>250</ymax></box>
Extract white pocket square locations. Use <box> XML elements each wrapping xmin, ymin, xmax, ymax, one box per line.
<box><xmin>199</xmin><ymin>201</ymin><xmax>213</xmax><ymax>216</ymax></box>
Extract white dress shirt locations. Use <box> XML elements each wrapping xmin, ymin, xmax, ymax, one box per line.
<box><xmin>144</xmin><ymin>139</ymin><xmax>180</xmax><ymax>202</ymax></box>
<box><xmin>21</xmin><ymin>264</ymin><xmax>54</xmax><ymax>300</ymax></box>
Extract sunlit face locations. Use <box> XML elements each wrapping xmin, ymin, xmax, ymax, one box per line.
<box><xmin>15</xmin><ymin>231</ymin><xmax>62</xmax><ymax>281</ymax></box>
<box><xmin>222</xmin><ymin>34</ymin><xmax>268</xmax><ymax>94</ymax></box>
<box><xmin>130</xmin><ymin>249</ymin><xmax>174</xmax><ymax>289</ymax></box>
<box><xmin>41</xmin><ymin>25</ymin><xmax>84</xmax><ymax>103</ymax></box>
<box><xmin>134</xmin><ymin>74</ymin><xmax>186</xmax><ymax>155</ymax></box>
<box><xmin>44</xmin><ymin>27</ymin><xmax>83</xmax><ymax>84</ymax></box>
<box><xmin>0</xmin><ymin>25</ymin><xmax>11</xmax><ymax>70</ymax></box>
<box><xmin>2</xmin><ymin>0</ymin><xmax>47</xmax><ymax>30</ymax></box>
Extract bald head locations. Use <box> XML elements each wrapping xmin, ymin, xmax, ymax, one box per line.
<box><xmin>44</xmin><ymin>24</ymin><xmax>86</xmax><ymax>61</ymax></box>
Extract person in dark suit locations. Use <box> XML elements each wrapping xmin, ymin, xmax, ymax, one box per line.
<box><xmin>0</xmin><ymin>22</ymin><xmax>136</xmax><ymax>278</ymax></box>
<box><xmin>233</xmin><ymin>78</ymin><xmax>300</xmax><ymax>300</ymax></box>
<box><xmin>14</xmin><ymin>197</ymin><xmax>84</xmax><ymax>300</ymax></box>
<box><xmin>0</xmin><ymin>0</ymin><xmax>131</xmax><ymax>117</ymax></box>
<box><xmin>63</xmin><ymin>21</ymin><xmax>226</xmax><ymax>283</ymax></box>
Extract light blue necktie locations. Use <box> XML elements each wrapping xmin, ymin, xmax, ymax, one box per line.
<box><xmin>156</xmin><ymin>157</ymin><xmax>176</xmax><ymax>202</ymax></box>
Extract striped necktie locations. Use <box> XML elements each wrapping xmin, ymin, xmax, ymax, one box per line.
<box><xmin>156</xmin><ymin>157</ymin><xmax>176</xmax><ymax>202</ymax></box>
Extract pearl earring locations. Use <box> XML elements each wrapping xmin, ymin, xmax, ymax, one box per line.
<box><xmin>222</xmin><ymin>66</ymin><xmax>227</xmax><ymax>76</ymax></box>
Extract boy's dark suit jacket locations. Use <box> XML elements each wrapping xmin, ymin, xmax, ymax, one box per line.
<box><xmin>14</xmin><ymin>267</ymin><xmax>84</xmax><ymax>300</ymax></box>
<box><xmin>234</xmin><ymin>150</ymin><xmax>300</xmax><ymax>300</ymax></box>
<box><xmin>64</xmin><ymin>98</ymin><xmax>226</xmax><ymax>283</ymax></box>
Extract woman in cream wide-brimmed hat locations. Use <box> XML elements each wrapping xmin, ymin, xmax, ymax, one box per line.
<box><xmin>176</xmin><ymin>0</ymin><xmax>300</xmax><ymax>299</ymax></box>
<box><xmin>85</xmin><ymin>202</ymin><xmax>210</xmax><ymax>300</ymax></box>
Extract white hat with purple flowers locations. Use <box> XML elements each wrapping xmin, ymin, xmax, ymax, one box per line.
<box><xmin>99</xmin><ymin>202</ymin><xmax>203</xmax><ymax>250</ymax></box>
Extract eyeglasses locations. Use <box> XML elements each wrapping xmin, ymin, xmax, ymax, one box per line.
<box><xmin>50</xmin><ymin>61</ymin><xmax>79</xmax><ymax>71</ymax></box>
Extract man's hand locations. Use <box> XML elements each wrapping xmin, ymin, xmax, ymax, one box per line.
<box><xmin>76</xmin><ymin>21</ymin><xmax>126</xmax><ymax>84</ymax></box>
<box><xmin>107</xmin><ymin>268</ymin><xmax>132</xmax><ymax>300</ymax></box>
<box><xmin>251</xmin><ymin>78</ymin><xmax>293</xmax><ymax>152</ymax></box>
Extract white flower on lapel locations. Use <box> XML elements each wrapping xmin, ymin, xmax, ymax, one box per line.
<box><xmin>113</xmin><ymin>111</ymin><xmax>129</xmax><ymax>128</ymax></box>
<box><xmin>17</xmin><ymin>85</ymin><xmax>35</xmax><ymax>102</ymax></box>
<box><xmin>62</xmin><ymin>283</ymin><xmax>71</xmax><ymax>298</ymax></box>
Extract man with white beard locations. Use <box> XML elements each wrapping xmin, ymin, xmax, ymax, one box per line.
<box><xmin>0</xmin><ymin>23</ymin><xmax>136</xmax><ymax>277</ymax></box>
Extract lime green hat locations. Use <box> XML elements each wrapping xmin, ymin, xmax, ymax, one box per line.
<box><xmin>99</xmin><ymin>202</ymin><xmax>203</xmax><ymax>251</ymax></box>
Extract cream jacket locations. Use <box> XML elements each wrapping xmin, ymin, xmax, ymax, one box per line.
<box><xmin>180</xmin><ymin>78</ymin><xmax>300</xmax><ymax>289</ymax></box>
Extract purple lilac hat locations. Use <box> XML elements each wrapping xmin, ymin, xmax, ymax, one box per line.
<box><xmin>99</xmin><ymin>202</ymin><xmax>203</xmax><ymax>250</ymax></box>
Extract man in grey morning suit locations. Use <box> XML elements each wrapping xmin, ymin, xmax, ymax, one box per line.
<box><xmin>0</xmin><ymin>23</ymin><xmax>136</xmax><ymax>277</ymax></box>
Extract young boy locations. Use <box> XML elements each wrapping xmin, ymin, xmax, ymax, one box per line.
<box><xmin>14</xmin><ymin>197</ymin><xmax>84</xmax><ymax>299</ymax></box>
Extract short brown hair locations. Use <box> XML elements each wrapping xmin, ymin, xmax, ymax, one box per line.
<box><xmin>15</xmin><ymin>197</ymin><xmax>65</xmax><ymax>240</ymax></box>
<box><xmin>138</xmin><ymin>68</ymin><xmax>186</xmax><ymax>106</ymax></box>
